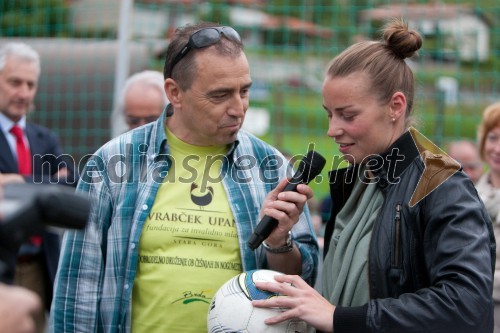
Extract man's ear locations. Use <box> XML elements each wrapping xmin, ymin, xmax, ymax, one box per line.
<box><xmin>164</xmin><ymin>78</ymin><xmax>182</xmax><ymax>108</ymax></box>
<box><xmin>389</xmin><ymin>91</ymin><xmax>407</xmax><ymax>121</ymax></box>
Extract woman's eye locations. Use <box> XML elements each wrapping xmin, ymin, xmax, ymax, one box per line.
<box><xmin>487</xmin><ymin>135</ymin><xmax>498</xmax><ymax>143</ymax></box>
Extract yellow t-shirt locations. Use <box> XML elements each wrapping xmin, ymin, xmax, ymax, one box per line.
<box><xmin>131</xmin><ymin>128</ymin><xmax>242</xmax><ymax>333</ymax></box>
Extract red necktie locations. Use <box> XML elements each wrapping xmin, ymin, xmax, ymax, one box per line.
<box><xmin>10</xmin><ymin>125</ymin><xmax>32</xmax><ymax>176</ymax></box>
<box><xmin>10</xmin><ymin>125</ymin><xmax>41</xmax><ymax>250</ymax></box>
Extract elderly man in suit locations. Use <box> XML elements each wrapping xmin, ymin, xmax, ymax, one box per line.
<box><xmin>0</xmin><ymin>42</ymin><xmax>75</xmax><ymax>333</ymax></box>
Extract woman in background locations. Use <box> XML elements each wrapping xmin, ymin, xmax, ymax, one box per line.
<box><xmin>476</xmin><ymin>102</ymin><xmax>500</xmax><ymax>332</ymax></box>
<box><xmin>477</xmin><ymin>102</ymin><xmax>500</xmax><ymax>225</ymax></box>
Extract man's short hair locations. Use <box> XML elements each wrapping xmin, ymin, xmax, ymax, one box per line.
<box><xmin>117</xmin><ymin>70</ymin><xmax>168</xmax><ymax>116</ymax></box>
<box><xmin>0</xmin><ymin>42</ymin><xmax>40</xmax><ymax>75</ymax></box>
<box><xmin>163</xmin><ymin>22</ymin><xmax>244</xmax><ymax>90</ymax></box>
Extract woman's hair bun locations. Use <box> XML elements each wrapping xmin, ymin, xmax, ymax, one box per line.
<box><xmin>382</xmin><ymin>18</ymin><xmax>423</xmax><ymax>59</ymax></box>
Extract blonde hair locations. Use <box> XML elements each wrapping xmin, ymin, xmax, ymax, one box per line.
<box><xmin>478</xmin><ymin>102</ymin><xmax>500</xmax><ymax>160</ymax></box>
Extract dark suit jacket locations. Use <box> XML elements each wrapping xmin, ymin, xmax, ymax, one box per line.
<box><xmin>0</xmin><ymin>122</ymin><xmax>76</xmax><ymax>309</ymax></box>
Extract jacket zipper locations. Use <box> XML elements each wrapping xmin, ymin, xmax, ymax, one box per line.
<box><xmin>393</xmin><ymin>204</ymin><xmax>402</xmax><ymax>267</ymax></box>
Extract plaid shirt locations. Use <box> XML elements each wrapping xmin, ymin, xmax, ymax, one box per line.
<box><xmin>49</xmin><ymin>110</ymin><xmax>318</xmax><ymax>333</ymax></box>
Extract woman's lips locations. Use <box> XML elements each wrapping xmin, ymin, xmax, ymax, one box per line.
<box><xmin>338</xmin><ymin>143</ymin><xmax>354</xmax><ymax>154</ymax></box>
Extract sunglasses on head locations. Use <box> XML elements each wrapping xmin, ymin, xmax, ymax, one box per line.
<box><xmin>167</xmin><ymin>26</ymin><xmax>241</xmax><ymax>78</ymax></box>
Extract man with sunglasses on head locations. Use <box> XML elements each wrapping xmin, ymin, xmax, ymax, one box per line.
<box><xmin>111</xmin><ymin>70</ymin><xmax>169</xmax><ymax>137</ymax></box>
<box><xmin>50</xmin><ymin>22</ymin><xmax>319</xmax><ymax>333</ymax></box>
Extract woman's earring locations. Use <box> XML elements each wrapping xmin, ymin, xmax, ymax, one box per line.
<box><xmin>392</xmin><ymin>118</ymin><xmax>395</xmax><ymax>122</ymax></box>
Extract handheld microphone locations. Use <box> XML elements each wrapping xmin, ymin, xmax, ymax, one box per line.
<box><xmin>247</xmin><ymin>150</ymin><xmax>326</xmax><ymax>250</ymax></box>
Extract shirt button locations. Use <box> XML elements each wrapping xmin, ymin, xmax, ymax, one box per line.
<box><xmin>142</xmin><ymin>204</ymin><xmax>148</xmax><ymax>210</ymax></box>
<box><xmin>131</xmin><ymin>243</ymin><xmax>136</xmax><ymax>249</ymax></box>
<box><xmin>124</xmin><ymin>284</ymin><xmax>129</xmax><ymax>290</ymax></box>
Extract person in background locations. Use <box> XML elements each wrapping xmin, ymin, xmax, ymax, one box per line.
<box><xmin>51</xmin><ymin>22</ymin><xmax>318</xmax><ymax>333</ymax></box>
<box><xmin>447</xmin><ymin>139</ymin><xmax>483</xmax><ymax>183</ymax></box>
<box><xmin>252</xmin><ymin>19</ymin><xmax>494</xmax><ymax>333</ymax></box>
<box><xmin>476</xmin><ymin>102</ymin><xmax>500</xmax><ymax>333</ymax></box>
<box><xmin>0</xmin><ymin>42</ymin><xmax>75</xmax><ymax>333</ymax></box>
<box><xmin>111</xmin><ymin>70</ymin><xmax>169</xmax><ymax>136</ymax></box>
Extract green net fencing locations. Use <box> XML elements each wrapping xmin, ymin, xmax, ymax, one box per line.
<box><xmin>1</xmin><ymin>0</ymin><xmax>498</xmax><ymax>198</ymax></box>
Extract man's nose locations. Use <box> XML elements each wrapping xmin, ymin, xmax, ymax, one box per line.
<box><xmin>17</xmin><ymin>83</ymin><xmax>33</xmax><ymax>98</ymax></box>
<box><xmin>228</xmin><ymin>95</ymin><xmax>247</xmax><ymax>117</ymax></box>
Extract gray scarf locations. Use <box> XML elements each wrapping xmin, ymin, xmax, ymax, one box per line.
<box><xmin>322</xmin><ymin>175</ymin><xmax>383</xmax><ymax>306</ymax></box>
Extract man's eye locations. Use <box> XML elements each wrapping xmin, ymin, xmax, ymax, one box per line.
<box><xmin>9</xmin><ymin>80</ymin><xmax>22</xmax><ymax>87</ymax></box>
<box><xmin>212</xmin><ymin>93</ymin><xmax>227</xmax><ymax>99</ymax></box>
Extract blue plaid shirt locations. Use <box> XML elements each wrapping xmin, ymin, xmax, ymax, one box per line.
<box><xmin>49</xmin><ymin>111</ymin><xmax>318</xmax><ymax>333</ymax></box>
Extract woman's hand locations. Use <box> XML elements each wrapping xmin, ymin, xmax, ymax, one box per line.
<box><xmin>252</xmin><ymin>274</ymin><xmax>335</xmax><ymax>332</ymax></box>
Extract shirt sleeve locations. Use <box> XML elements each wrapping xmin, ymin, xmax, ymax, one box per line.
<box><xmin>49</xmin><ymin>154</ymin><xmax>113</xmax><ymax>332</ymax></box>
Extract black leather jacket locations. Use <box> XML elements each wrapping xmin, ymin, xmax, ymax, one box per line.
<box><xmin>325</xmin><ymin>129</ymin><xmax>495</xmax><ymax>333</ymax></box>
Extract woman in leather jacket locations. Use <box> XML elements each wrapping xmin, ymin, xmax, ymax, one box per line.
<box><xmin>252</xmin><ymin>19</ymin><xmax>495</xmax><ymax>333</ymax></box>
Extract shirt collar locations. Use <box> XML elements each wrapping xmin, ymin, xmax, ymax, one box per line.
<box><xmin>0</xmin><ymin>113</ymin><xmax>27</xmax><ymax>134</ymax></box>
<box><xmin>160</xmin><ymin>103</ymin><xmax>240</xmax><ymax>160</ymax></box>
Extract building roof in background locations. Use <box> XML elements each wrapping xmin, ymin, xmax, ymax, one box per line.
<box><xmin>71</xmin><ymin>0</ymin><xmax>331</xmax><ymax>39</ymax></box>
<box><xmin>230</xmin><ymin>6</ymin><xmax>332</xmax><ymax>38</ymax></box>
<box><xmin>360</xmin><ymin>3</ymin><xmax>490</xmax><ymax>25</ymax></box>
<box><xmin>265</xmin><ymin>15</ymin><xmax>333</xmax><ymax>38</ymax></box>
<box><xmin>135</xmin><ymin>0</ymin><xmax>266</xmax><ymax>5</ymax></box>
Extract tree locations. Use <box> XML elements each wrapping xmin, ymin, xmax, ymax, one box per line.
<box><xmin>0</xmin><ymin>0</ymin><xmax>69</xmax><ymax>37</ymax></box>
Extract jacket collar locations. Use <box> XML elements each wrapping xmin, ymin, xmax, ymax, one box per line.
<box><xmin>367</xmin><ymin>129</ymin><xmax>419</xmax><ymax>189</ymax></box>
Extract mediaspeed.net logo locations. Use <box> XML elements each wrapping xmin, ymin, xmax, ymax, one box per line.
<box><xmin>30</xmin><ymin>128</ymin><xmax>462</xmax><ymax>202</ymax></box>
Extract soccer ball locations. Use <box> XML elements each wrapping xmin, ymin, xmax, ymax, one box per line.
<box><xmin>207</xmin><ymin>269</ymin><xmax>312</xmax><ymax>333</ymax></box>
